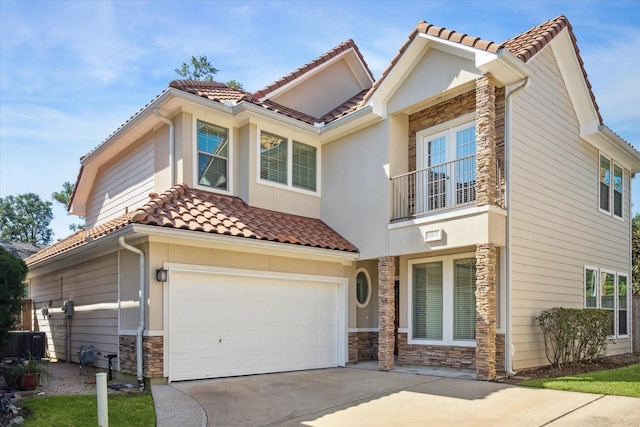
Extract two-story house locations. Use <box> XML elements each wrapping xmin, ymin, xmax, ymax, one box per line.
<box><xmin>26</xmin><ymin>15</ymin><xmax>640</xmax><ymax>387</ymax></box>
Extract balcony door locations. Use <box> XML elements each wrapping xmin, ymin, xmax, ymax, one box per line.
<box><xmin>417</xmin><ymin>121</ymin><xmax>476</xmax><ymax>213</ymax></box>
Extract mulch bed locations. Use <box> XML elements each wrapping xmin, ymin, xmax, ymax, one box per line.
<box><xmin>504</xmin><ymin>353</ymin><xmax>640</xmax><ymax>383</ymax></box>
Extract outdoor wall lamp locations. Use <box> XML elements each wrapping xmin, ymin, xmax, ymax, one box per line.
<box><xmin>156</xmin><ymin>268</ymin><xmax>168</xmax><ymax>282</ymax></box>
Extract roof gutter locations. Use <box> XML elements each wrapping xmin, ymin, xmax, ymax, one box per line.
<box><xmin>118</xmin><ymin>236</ymin><xmax>146</xmax><ymax>391</ymax></box>
<box><xmin>154</xmin><ymin>109</ymin><xmax>175</xmax><ymax>186</ymax></box>
<box><xmin>504</xmin><ymin>76</ymin><xmax>531</xmax><ymax>377</ymax></box>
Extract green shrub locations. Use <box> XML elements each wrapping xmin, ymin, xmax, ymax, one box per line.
<box><xmin>537</xmin><ymin>307</ymin><xmax>611</xmax><ymax>367</ymax></box>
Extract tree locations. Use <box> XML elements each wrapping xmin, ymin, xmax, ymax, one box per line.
<box><xmin>175</xmin><ymin>55</ymin><xmax>219</xmax><ymax>81</ymax></box>
<box><xmin>175</xmin><ymin>55</ymin><xmax>244</xmax><ymax>89</ymax></box>
<box><xmin>0</xmin><ymin>193</ymin><xmax>53</xmax><ymax>244</ymax></box>
<box><xmin>0</xmin><ymin>246</ymin><xmax>27</xmax><ymax>349</ymax></box>
<box><xmin>226</xmin><ymin>79</ymin><xmax>244</xmax><ymax>90</ymax></box>
<box><xmin>52</xmin><ymin>181</ymin><xmax>84</xmax><ymax>232</ymax></box>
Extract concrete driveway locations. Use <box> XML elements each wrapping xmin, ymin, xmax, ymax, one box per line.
<box><xmin>170</xmin><ymin>367</ymin><xmax>640</xmax><ymax>427</ymax></box>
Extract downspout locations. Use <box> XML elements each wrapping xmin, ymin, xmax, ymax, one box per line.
<box><xmin>504</xmin><ymin>76</ymin><xmax>530</xmax><ymax>376</ymax></box>
<box><xmin>118</xmin><ymin>237</ymin><xmax>146</xmax><ymax>391</ymax></box>
<box><xmin>154</xmin><ymin>109</ymin><xmax>175</xmax><ymax>186</ymax></box>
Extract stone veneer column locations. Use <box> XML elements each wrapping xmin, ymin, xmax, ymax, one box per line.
<box><xmin>476</xmin><ymin>244</ymin><xmax>497</xmax><ymax>380</ymax></box>
<box><xmin>377</xmin><ymin>256</ymin><xmax>395</xmax><ymax>371</ymax></box>
<box><xmin>475</xmin><ymin>75</ymin><xmax>497</xmax><ymax>207</ymax></box>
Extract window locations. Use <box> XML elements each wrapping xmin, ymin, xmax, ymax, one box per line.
<box><xmin>599</xmin><ymin>154</ymin><xmax>623</xmax><ymax>219</ymax></box>
<box><xmin>355</xmin><ymin>268</ymin><xmax>372</xmax><ymax>308</ymax></box>
<box><xmin>413</xmin><ymin>262</ymin><xmax>443</xmax><ymax>340</ymax></box>
<box><xmin>417</xmin><ymin>118</ymin><xmax>476</xmax><ymax>212</ymax></box>
<box><xmin>197</xmin><ymin>120</ymin><xmax>229</xmax><ymax>190</ymax></box>
<box><xmin>454</xmin><ymin>258</ymin><xmax>476</xmax><ymax>340</ymax></box>
<box><xmin>410</xmin><ymin>253</ymin><xmax>479</xmax><ymax>346</ymax></box>
<box><xmin>584</xmin><ymin>266</ymin><xmax>629</xmax><ymax>337</ymax></box>
<box><xmin>260</xmin><ymin>132</ymin><xmax>287</xmax><ymax>184</ymax></box>
<box><xmin>260</xmin><ymin>131</ymin><xmax>317</xmax><ymax>192</ymax></box>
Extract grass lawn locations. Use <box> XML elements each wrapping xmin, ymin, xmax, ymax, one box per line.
<box><xmin>20</xmin><ymin>393</ymin><xmax>155</xmax><ymax>427</ymax></box>
<box><xmin>519</xmin><ymin>362</ymin><xmax>640</xmax><ymax>398</ymax></box>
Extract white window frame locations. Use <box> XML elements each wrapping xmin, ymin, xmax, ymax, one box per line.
<box><xmin>408</xmin><ymin>252</ymin><xmax>477</xmax><ymax>347</ymax></box>
<box><xmin>583</xmin><ymin>266</ymin><xmax>630</xmax><ymax>339</ymax></box>
<box><xmin>192</xmin><ymin>116</ymin><xmax>234</xmax><ymax>195</ymax></box>
<box><xmin>257</xmin><ymin>128</ymin><xmax>321</xmax><ymax>196</ymax></box>
<box><xmin>598</xmin><ymin>153</ymin><xmax>624</xmax><ymax>221</ymax></box>
<box><xmin>355</xmin><ymin>267</ymin><xmax>372</xmax><ymax>308</ymax></box>
<box><xmin>416</xmin><ymin>113</ymin><xmax>476</xmax><ymax>212</ymax></box>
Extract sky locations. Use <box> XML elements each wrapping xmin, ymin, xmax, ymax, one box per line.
<box><xmin>0</xmin><ymin>0</ymin><xmax>639</xmax><ymax>241</ymax></box>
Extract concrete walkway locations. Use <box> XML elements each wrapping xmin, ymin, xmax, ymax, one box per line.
<box><xmin>152</xmin><ymin>383</ymin><xmax>206</xmax><ymax>427</ymax></box>
<box><xmin>154</xmin><ymin>366</ymin><xmax>640</xmax><ymax>427</ymax></box>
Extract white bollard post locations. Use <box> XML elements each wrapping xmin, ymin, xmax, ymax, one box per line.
<box><xmin>96</xmin><ymin>372</ymin><xmax>108</xmax><ymax>427</ymax></box>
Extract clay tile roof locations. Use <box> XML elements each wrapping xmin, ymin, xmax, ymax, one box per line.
<box><xmin>169</xmin><ymin>80</ymin><xmax>255</xmax><ymax>104</ymax></box>
<box><xmin>257</xmin><ymin>99</ymin><xmax>321</xmax><ymax>125</ymax></box>
<box><xmin>416</xmin><ymin>20</ymin><xmax>502</xmax><ymax>53</ymax></box>
<box><xmin>26</xmin><ymin>184</ymin><xmax>357</xmax><ymax>266</ymax></box>
<box><xmin>25</xmin><ymin>212</ymin><xmax>134</xmax><ymax>265</ymax></box>
<box><xmin>253</xmin><ymin>39</ymin><xmax>375</xmax><ymax>99</ymax></box>
<box><xmin>503</xmin><ymin>15</ymin><xmax>602</xmax><ymax>124</ymax></box>
<box><xmin>132</xmin><ymin>185</ymin><xmax>357</xmax><ymax>252</ymax></box>
<box><xmin>503</xmin><ymin>15</ymin><xmax>568</xmax><ymax>62</ymax></box>
<box><xmin>319</xmin><ymin>89</ymin><xmax>369</xmax><ymax>124</ymax></box>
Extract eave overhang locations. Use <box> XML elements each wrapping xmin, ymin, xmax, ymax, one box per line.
<box><xmin>27</xmin><ymin>223</ymin><xmax>359</xmax><ymax>276</ymax></box>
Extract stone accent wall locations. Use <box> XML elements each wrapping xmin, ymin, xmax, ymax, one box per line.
<box><xmin>495</xmin><ymin>87</ymin><xmax>506</xmax><ymax>208</ymax></box>
<box><xmin>495</xmin><ymin>333</ymin><xmax>505</xmax><ymax>374</ymax></box>
<box><xmin>408</xmin><ymin>90</ymin><xmax>476</xmax><ymax>172</ymax></box>
<box><xmin>378</xmin><ymin>256</ymin><xmax>395</xmax><ymax>371</ymax></box>
<box><xmin>397</xmin><ymin>333</ymin><xmax>475</xmax><ymax>369</ymax></box>
<box><xmin>358</xmin><ymin>332</ymin><xmax>378</xmax><ymax>361</ymax></box>
<box><xmin>348</xmin><ymin>332</ymin><xmax>358</xmax><ymax>364</ymax></box>
<box><xmin>476</xmin><ymin>244</ymin><xmax>497</xmax><ymax>380</ymax></box>
<box><xmin>119</xmin><ymin>335</ymin><xmax>164</xmax><ymax>378</ymax></box>
<box><xmin>475</xmin><ymin>75</ymin><xmax>497</xmax><ymax>207</ymax></box>
<box><xmin>119</xmin><ymin>336</ymin><xmax>136</xmax><ymax>375</ymax></box>
<box><xmin>144</xmin><ymin>336</ymin><xmax>164</xmax><ymax>378</ymax></box>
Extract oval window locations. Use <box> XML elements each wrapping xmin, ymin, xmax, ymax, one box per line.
<box><xmin>356</xmin><ymin>269</ymin><xmax>371</xmax><ymax>308</ymax></box>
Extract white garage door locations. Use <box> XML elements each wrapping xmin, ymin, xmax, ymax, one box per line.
<box><xmin>168</xmin><ymin>269</ymin><xmax>343</xmax><ymax>381</ymax></box>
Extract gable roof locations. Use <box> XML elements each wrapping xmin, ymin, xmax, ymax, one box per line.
<box><xmin>360</xmin><ymin>15</ymin><xmax>601</xmax><ymax>126</ymax></box>
<box><xmin>253</xmin><ymin>39</ymin><xmax>374</xmax><ymax>100</ymax></box>
<box><xmin>504</xmin><ymin>15</ymin><xmax>602</xmax><ymax>125</ymax></box>
<box><xmin>27</xmin><ymin>184</ymin><xmax>358</xmax><ymax>266</ymax></box>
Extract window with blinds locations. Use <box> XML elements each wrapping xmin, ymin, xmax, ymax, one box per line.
<box><xmin>412</xmin><ymin>262</ymin><xmax>443</xmax><ymax>340</ymax></box>
<box><xmin>292</xmin><ymin>141</ymin><xmax>316</xmax><ymax>191</ymax></box>
<box><xmin>197</xmin><ymin>120</ymin><xmax>229</xmax><ymax>190</ymax></box>
<box><xmin>260</xmin><ymin>131</ymin><xmax>288</xmax><ymax>184</ymax></box>
<box><xmin>259</xmin><ymin>131</ymin><xmax>318</xmax><ymax>192</ymax></box>
<box><xmin>454</xmin><ymin>258</ymin><xmax>476</xmax><ymax>340</ymax></box>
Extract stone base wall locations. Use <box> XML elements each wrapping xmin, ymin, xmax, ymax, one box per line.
<box><xmin>495</xmin><ymin>333</ymin><xmax>505</xmax><ymax>373</ymax></box>
<box><xmin>348</xmin><ymin>332</ymin><xmax>358</xmax><ymax>364</ymax></box>
<box><xmin>397</xmin><ymin>333</ymin><xmax>475</xmax><ymax>369</ymax></box>
<box><xmin>358</xmin><ymin>332</ymin><xmax>378</xmax><ymax>361</ymax></box>
<box><xmin>348</xmin><ymin>331</ymin><xmax>379</xmax><ymax>364</ymax></box>
<box><xmin>119</xmin><ymin>335</ymin><xmax>164</xmax><ymax>378</ymax></box>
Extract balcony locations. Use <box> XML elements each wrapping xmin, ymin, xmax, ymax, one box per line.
<box><xmin>391</xmin><ymin>155</ymin><xmax>503</xmax><ymax>221</ymax></box>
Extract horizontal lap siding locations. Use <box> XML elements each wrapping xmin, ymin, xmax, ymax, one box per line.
<box><xmin>30</xmin><ymin>254</ymin><xmax>119</xmax><ymax>368</ymax></box>
<box><xmin>509</xmin><ymin>47</ymin><xmax>631</xmax><ymax>369</ymax></box>
<box><xmin>85</xmin><ymin>142</ymin><xmax>154</xmax><ymax>228</ymax></box>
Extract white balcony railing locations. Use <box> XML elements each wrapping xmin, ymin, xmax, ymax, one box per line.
<box><xmin>390</xmin><ymin>156</ymin><xmax>502</xmax><ymax>221</ymax></box>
